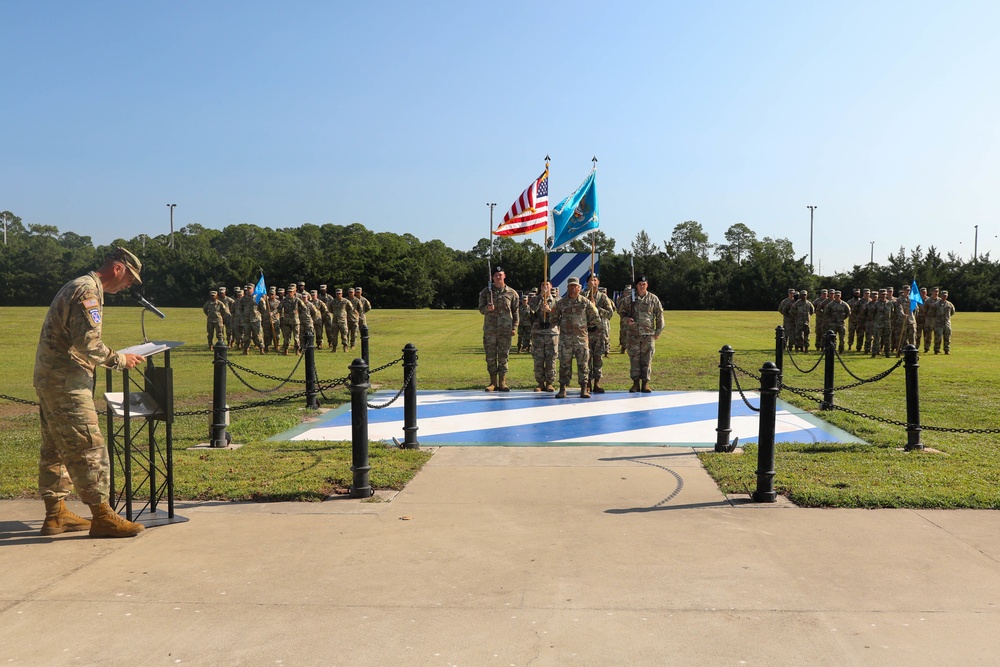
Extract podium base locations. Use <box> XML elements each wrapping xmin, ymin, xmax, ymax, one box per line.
<box><xmin>119</xmin><ymin>507</ymin><xmax>189</xmax><ymax>528</ymax></box>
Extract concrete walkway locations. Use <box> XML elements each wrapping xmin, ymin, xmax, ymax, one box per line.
<box><xmin>3</xmin><ymin>446</ymin><xmax>1000</xmax><ymax>666</ymax></box>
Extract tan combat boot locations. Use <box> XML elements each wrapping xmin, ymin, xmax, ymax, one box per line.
<box><xmin>555</xmin><ymin>384</ymin><xmax>567</xmax><ymax>398</ymax></box>
<box><xmin>89</xmin><ymin>503</ymin><xmax>144</xmax><ymax>538</ymax></box>
<box><xmin>40</xmin><ymin>498</ymin><xmax>91</xmax><ymax>536</ymax></box>
<box><xmin>485</xmin><ymin>374</ymin><xmax>497</xmax><ymax>392</ymax></box>
<box><xmin>592</xmin><ymin>379</ymin><xmax>605</xmax><ymax>394</ymax></box>
<box><xmin>534</xmin><ymin>382</ymin><xmax>544</xmax><ymax>392</ymax></box>
<box><xmin>641</xmin><ymin>380</ymin><xmax>652</xmax><ymax>393</ymax></box>
<box><xmin>629</xmin><ymin>379</ymin><xmax>641</xmax><ymax>393</ymax></box>
<box><xmin>498</xmin><ymin>374</ymin><xmax>510</xmax><ymax>392</ymax></box>
<box><xmin>543</xmin><ymin>383</ymin><xmax>555</xmax><ymax>392</ymax></box>
<box><xmin>580</xmin><ymin>384</ymin><xmax>591</xmax><ymax>399</ymax></box>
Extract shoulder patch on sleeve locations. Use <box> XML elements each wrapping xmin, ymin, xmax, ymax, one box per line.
<box><xmin>89</xmin><ymin>309</ymin><xmax>102</xmax><ymax>324</ymax></box>
<box><xmin>83</xmin><ymin>298</ymin><xmax>99</xmax><ymax>308</ymax></box>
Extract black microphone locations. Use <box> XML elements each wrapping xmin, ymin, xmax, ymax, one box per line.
<box><xmin>136</xmin><ymin>294</ymin><xmax>166</xmax><ymax>319</ymax></box>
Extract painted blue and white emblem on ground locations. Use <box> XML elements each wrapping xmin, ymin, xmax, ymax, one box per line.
<box><xmin>272</xmin><ymin>390</ymin><xmax>864</xmax><ymax>447</ymax></box>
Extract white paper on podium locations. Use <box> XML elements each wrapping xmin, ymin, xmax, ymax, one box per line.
<box><xmin>118</xmin><ymin>340</ymin><xmax>185</xmax><ymax>357</ymax></box>
<box><xmin>104</xmin><ymin>391</ymin><xmax>160</xmax><ymax>417</ymax></box>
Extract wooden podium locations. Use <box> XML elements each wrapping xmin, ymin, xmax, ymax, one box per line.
<box><xmin>104</xmin><ymin>340</ymin><xmax>188</xmax><ymax>526</ymax></box>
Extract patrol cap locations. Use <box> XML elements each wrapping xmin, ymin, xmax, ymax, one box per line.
<box><xmin>209</xmin><ymin>290</ymin><xmax>218</xmax><ymax>296</ymax></box>
<box><xmin>788</xmin><ymin>288</ymin><xmax>796</xmax><ymax>293</ymax></box>
<box><xmin>335</xmin><ymin>288</ymin><xmax>343</xmax><ymax>294</ymax></box>
<box><xmin>268</xmin><ymin>286</ymin><xmax>276</xmax><ymax>293</ymax></box>
<box><xmin>277</xmin><ymin>288</ymin><xmax>285</xmax><ymax>294</ymax></box>
<box><xmin>288</xmin><ymin>283</ymin><xmax>297</xmax><ymax>290</ymax></box>
<box><xmin>567</xmin><ymin>277</ymin><xmax>580</xmax><ymax>286</ymax></box>
<box><xmin>246</xmin><ymin>283</ymin><xmax>254</xmax><ymax>289</ymax></box>
<box><xmin>863</xmin><ymin>288</ymin><xmax>870</xmax><ymax>293</ymax></box>
<box><xmin>219</xmin><ymin>286</ymin><xmax>227</xmax><ymax>292</ymax></box>
<box><xmin>108</xmin><ymin>247</ymin><xmax>142</xmax><ymax>284</ymax></box>
<box><xmin>297</xmin><ymin>281</ymin><xmax>306</xmax><ymax>287</ymax></box>
<box><xmin>800</xmin><ymin>289</ymin><xmax>808</xmax><ymax>295</ymax></box>
<box><xmin>942</xmin><ymin>290</ymin><xmax>949</xmax><ymax>296</ymax></box>
<box><xmin>835</xmin><ymin>291</ymin><xmax>842</xmax><ymax>296</ymax></box>
<box><xmin>853</xmin><ymin>288</ymin><xmax>861</xmax><ymax>293</ymax></box>
<box><xmin>492</xmin><ymin>266</ymin><xmax>504</xmax><ymax>274</ymax></box>
<box><xmin>820</xmin><ymin>289</ymin><xmax>828</xmax><ymax>294</ymax></box>
<box><xmin>879</xmin><ymin>288</ymin><xmax>887</xmax><ymax>294</ymax></box>
<box><xmin>310</xmin><ymin>290</ymin><xmax>318</xmax><ymax>295</ymax></box>
<box><xmin>347</xmin><ymin>287</ymin><xmax>355</xmax><ymax>292</ymax></box>
<box><xmin>355</xmin><ymin>286</ymin><xmax>363</xmax><ymax>290</ymax></box>
<box><xmin>319</xmin><ymin>284</ymin><xmax>327</xmax><ymax>290</ymax></box>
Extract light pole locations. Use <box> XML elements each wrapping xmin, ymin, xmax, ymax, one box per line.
<box><xmin>167</xmin><ymin>203</ymin><xmax>177</xmax><ymax>248</ymax></box>
<box><xmin>869</xmin><ymin>241</ymin><xmax>874</xmax><ymax>265</ymax></box>
<box><xmin>974</xmin><ymin>224</ymin><xmax>979</xmax><ymax>261</ymax></box>
<box><xmin>807</xmin><ymin>205</ymin><xmax>817</xmax><ymax>273</ymax></box>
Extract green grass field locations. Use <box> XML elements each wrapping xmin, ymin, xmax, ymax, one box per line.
<box><xmin>2</xmin><ymin>305</ymin><xmax>999</xmax><ymax>508</ymax></box>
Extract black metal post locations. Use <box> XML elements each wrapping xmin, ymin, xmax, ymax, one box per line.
<box><xmin>821</xmin><ymin>329</ymin><xmax>835</xmax><ymax>409</ymax></box>
<box><xmin>349</xmin><ymin>357</ymin><xmax>373</xmax><ymax>498</ymax></box>
<box><xmin>305</xmin><ymin>331</ymin><xmax>319</xmax><ymax>409</ymax></box>
<box><xmin>752</xmin><ymin>362</ymin><xmax>779</xmax><ymax>502</ymax></box>
<box><xmin>360</xmin><ymin>324</ymin><xmax>370</xmax><ymax>367</ymax></box>
<box><xmin>122</xmin><ymin>368</ymin><xmax>133</xmax><ymax>520</ymax></box>
<box><xmin>402</xmin><ymin>343</ymin><xmax>419</xmax><ymax>449</ymax></box>
<box><xmin>210</xmin><ymin>341</ymin><xmax>228</xmax><ymax>448</ymax></box>
<box><xmin>715</xmin><ymin>345</ymin><xmax>734</xmax><ymax>452</ymax></box>
<box><xmin>774</xmin><ymin>326</ymin><xmax>784</xmax><ymax>383</ymax></box>
<box><xmin>903</xmin><ymin>345</ymin><xmax>923</xmax><ymax>451</ymax></box>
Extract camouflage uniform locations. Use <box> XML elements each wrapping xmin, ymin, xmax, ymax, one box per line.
<box><xmin>920</xmin><ymin>291</ymin><xmax>939</xmax><ymax>352</ymax></box>
<box><xmin>239</xmin><ymin>288</ymin><xmax>264</xmax><ymax>353</ymax></box>
<box><xmin>517</xmin><ymin>299</ymin><xmax>532</xmax><ymax>353</ymax></box>
<box><xmin>298</xmin><ymin>293</ymin><xmax>318</xmax><ymax>348</ymax></box>
<box><xmin>846</xmin><ymin>290</ymin><xmax>862</xmax><ymax>350</ymax></box>
<box><xmin>617</xmin><ymin>288</ymin><xmax>665</xmax><ymax>385</ymax></box>
<box><xmin>932</xmin><ymin>293</ymin><xmax>955</xmax><ymax>354</ymax></box>
<box><xmin>310</xmin><ymin>291</ymin><xmax>329</xmax><ymax>348</ymax></box>
<box><xmin>583</xmin><ymin>286</ymin><xmax>615</xmax><ymax>386</ymax></box>
<box><xmin>230</xmin><ymin>289</ymin><xmax>246</xmax><ymax>349</ymax></box>
<box><xmin>551</xmin><ymin>291</ymin><xmax>601</xmax><ymax>390</ymax></box>
<box><xmin>813</xmin><ymin>291</ymin><xmax>830</xmax><ymax>349</ymax></box>
<box><xmin>791</xmin><ymin>294</ymin><xmax>814</xmax><ymax>351</ymax></box>
<box><xmin>318</xmin><ymin>287</ymin><xmax>336</xmax><ymax>349</ymax></box>
<box><xmin>346</xmin><ymin>290</ymin><xmax>362</xmax><ymax>348</ymax></box>
<box><xmin>528</xmin><ymin>290</ymin><xmax>559</xmax><ymax>389</ymax></box>
<box><xmin>354</xmin><ymin>289</ymin><xmax>372</xmax><ymax>327</ymax></box>
<box><xmin>824</xmin><ymin>294</ymin><xmax>851</xmax><ymax>353</ymax></box>
<box><xmin>863</xmin><ymin>291</ymin><xmax>877</xmax><ymax>353</ymax></box>
<box><xmin>202</xmin><ymin>294</ymin><xmax>228</xmax><ymax>348</ymax></box>
<box><xmin>328</xmin><ymin>292</ymin><xmax>354</xmax><ymax>351</ymax></box>
<box><xmin>219</xmin><ymin>289</ymin><xmax>236</xmax><ymax>346</ymax></box>
<box><xmin>478</xmin><ymin>281</ymin><xmax>520</xmax><ymax>381</ymax></box>
<box><xmin>278</xmin><ymin>288</ymin><xmax>301</xmax><ymax>354</ymax></box>
<box><xmin>259</xmin><ymin>291</ymin><xmax>280</xmax><ymax>352</ymax></box>
<box><xmin>778</xmin><ymin>290</ymin><xmax>796</xmax><ymax>350</ymax></box>
<box><xmin>35</xmin><ymin>271</ymin><xmax>131</xmax><ymax>505</ymax></box>
<box><xmin>870</xmin><ymin>293</ymin><xmax>893</xmax><ymax>357</ymax></box>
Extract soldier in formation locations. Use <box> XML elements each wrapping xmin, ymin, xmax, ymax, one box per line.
<box><xmin>516</xmin><ymin>294</ymin><xmax>532</xmax><ymax>353</ymax></box>
<box><xmin>549</xmin><ymin>276</ymin><xmax>601</xmax><ymax>398</ymax></box>
<box><xmin>583</xmin><ymin>274</ymin><xmax>615</xmax><ymax>394</ymax></box>
<box><xmin>477</xmin><ymin>266</ymin><xmax>519</xmax><ymax>392</ymax></box>
<box><xmin>203</xmin><ymin>290</ymin><xmax>228</xmax><ymax>349</ymax></box>
<box><xmin>930</xmin><ymin>289</ymin><xmax>956</xmax><ymax>354</ymax></box>
<box><xmin>260</xmin><ymin>286</ymin><xmax>281</xmax><ymax>353</ymax></box>
<box><xmin>354</xmin><ymin>286</ymin><xmax>372</xmax><ymax>333</ymax></box>
<box><xmin>791</xmin><ymin>290</ymin><xmax>814</xmax><ymax>352</ymax></box>
<box><xmin>328</xmin><ymin>288</ymin><xmax>354</xmax><ymax>352</ymax></box>
<box><xmin>778</xmin><ymin>288</ymin><xmax>797</xmax><ymax>350</ymax></box>
<box><xmin>218</xmin><ymin>286</ymin><xmax>235</xmax><ymax>346</ymax></box>
<box><xmin>617</xmin><ymin>275</ymin><xmax>664</xmax><ymax>393</ymax></box>
<box><xmin>824</xmin><ymin>290</ymin><xmax>851</xmax><ymax>353</ymax></box>
<box><xmin>528</xmin><ymin>280</ymin><xmax>558</xmax><ymax>392</ymax></box>
<box><xmin>279</xmin><ymin>283</ymin><xmax>302</xmax><ymax>355</ymax></box>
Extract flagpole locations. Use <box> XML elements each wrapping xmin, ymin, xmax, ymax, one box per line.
<box><xmin>590</xmin><ymin>156</ymin><xmax>598</xmax><ymax>276</ymax></box>
<box><xmin>487</xmin><ymin>202</ymin><xmax>496</xmax><ymax>305</ymax></box>
<box><xmin>542</xmin><ymin>155</ymin><xmax>551</xmax><ymax>285</ymax></box>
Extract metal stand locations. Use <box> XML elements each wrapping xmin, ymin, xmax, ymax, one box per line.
<box><xmin>105</xmin><ymin>340</ymin><xmax>188</xmax><ymax>527</ymax></box>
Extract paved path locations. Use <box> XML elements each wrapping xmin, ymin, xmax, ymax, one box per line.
<box><xmin>3</xmin><ymin>446</ymin><xmax>999</xmax><ymax>666</ymax></box>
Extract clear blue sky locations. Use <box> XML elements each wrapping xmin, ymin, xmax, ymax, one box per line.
<box><xmin>4</xmin><ymin>1</ymin><xmax>999</xmax><ymax>274</ymax></box>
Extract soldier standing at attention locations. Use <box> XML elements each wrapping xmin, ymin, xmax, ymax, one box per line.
<box><xmin>260</xmin><ymin>286</ymin><xmax>280</xmax><ymax>353</ymax></box>
<box><xmin>219</xmin><ymin>286</ymin><xmax>235</xmax><ymax>347</ymax></box>
<box><xmin>791</xmin><ymin>289</ymin><xmax>814</xmax><ymax>352</ymax></box>
<box><xmin>477</xmin><ymin>266</ymin><xmax>519</xmax><ymax>392</ymax></box>
<box><xmin>932</xmin><ymin>290</ymin><xmax>956</xmax><ymax>354</ymax></box>
<box><xmin>241</xmin><ymin>283</ymin><xmax>265</xmax><ymax>355</ymax></box>
<box><xmin>309</xmin><ymin>290</ymin><xmax>328</xmax><ymax>348</ymax></box>
<box><xmin>230</xmin><ymin>287</ymin><xmax>245</xmax><ymax>350</ymax></box>
<box><xmin>550</xmin><ymin>277</ymin><xmax>601</xmax><ymax>398</ymax></box>
<box><xmin>846</xmin><ymin>288</ymin><xmax>862</xmax><ymax>351</ymax></box>
<box><xmin>329</xmin><ymin>288</ymin><xmax>354</xmax><ymax>352</ymax></box>
<box><xmin>617</xmin><ymin>275</ymin><xmax>665</xmax><ymax>393</ymax></box>
<box><xmin>529</xmin><ymin>280</ymin><xmax>559</xmax><ymax>392</ymax></box>
<box><xmin>35</xmin><ymin>247</ymin><xmax>147</xmax><ymax>538</ymax></box>
<box><xmin>203</xmin><ymin>290</ymin><xmax>228</xmax><ymax>349</ymax></box>
<box><xmin>617</xmin><ymin>286</ymin><xmax>630</xmax><ymax>353</ymax></box>
<box><xmin>921</xmin><ymin>287</ymin><xmax>940</xmax><ymax>353</ymax></box>
<box><xmin>825</xmin><ymin>291</ymin><xmax>851</xmax><ymax>353</ymax></box>
<box><xmin>870</xmin><ymin>289</ymin><xmax>893</xmax><ymax>358</ymax></box>
<box><xmin>914</xmin><ymin>286</ymin><xmax>929</xmax><ymax>351</ymax></box>
<box><xmin>583</xmin><ymin>274</ymin><xmax>615</xmax><ymax>393</ymax></box>
<box><xmin>813</xmin><ymin>289</ymin><xmax>829</xmax><ymax>351</ymax></box>
<box><xmin>317</xmin><ymin>285</ymin><xmax>336</xmax><ymax>349</ymax></box>
<box><xmin>778</xmin><ymin>288</ymin><xmax>796</xmax><ymax>350</ymax></box>
<box><xmin>298</xmin><ymin>290</ymin><xmax>318</xmax><ymax>351</ymax></box>
<box><xmin>517</xmin><ymin>294</ymin><xmax>532</xmax><ymax>353</ymax></box>
<box><xmin>354</xmin><ymin>286</ymin><xmax>372</xmax><ymax>331</ymax></box>
<box><xmin>278</xmin><ymin>283</ymin><xmax>301</xmax><ymax>355</ymax></box>
<box><xmin>346</xmin><ymin>288</ymin><xmax>361</xmax><ymax>350</ymax></box>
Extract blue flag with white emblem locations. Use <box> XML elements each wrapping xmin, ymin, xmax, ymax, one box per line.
<box><xmin>552</xmin><ymin>170</ymin><xmax>599</xmax><ymax>250</ymax></box>
<box><xmin>909</xmin><ymin>278</ymin><xmax>923</xmax><ymax>313</ymax></box>
<box><xmin>254</xmin><ymin>274</ymin><xmax>266</xmax><ymax>304</ymax></box>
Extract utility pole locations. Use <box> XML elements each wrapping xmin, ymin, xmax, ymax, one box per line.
<box><xmin>974</xmin><ymin>224</ymin><xmax>979</xmax><ymax>261</ymax></box>
<box><xmin>870</xmin><ymin>241</ymin><xmax>874</xmax><ymax>265</ymax></box>
<box><xmin>806</xmin><ymin>205</ymin><xmax>817</xmax><ymax>273</ymax></box>
<box><xmin>167</xmin><ymin>203</ymin><xmax>177</xmax><ymax>248</ymax></box>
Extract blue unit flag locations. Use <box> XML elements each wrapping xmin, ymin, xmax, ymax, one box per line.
<box><xmin>551</xmin><ymin>170</ymin><xmax>599</xmax><ymax>250</ymax></box>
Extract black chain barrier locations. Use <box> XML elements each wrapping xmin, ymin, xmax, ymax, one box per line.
<box><xmin>784</xmin><ymin>347</ymin><xmax>825</xmax><ymax>374</ymax></box>
<box><xmin>226</xmin><ymin>353</ymin><xmax>306</xmax><ymax>388</ymax></box>
<box><xmin>729</xmin><ymin>367</ymin><xmax>760</xmax><ymax>412</ymax></box>
<box><xmin>0</xmin><ymin>393</ymin><xmax>39</xmax><ymax>407</ymax></box>
<box><xmin>781</xmin><ymin>358</ymin><xmax>903</xmax><ymax>393</ymax></box>
<box><xmin>367</xmin><ymin>366</ymin><xmax>415</xmax><ymax>410</ymax></box>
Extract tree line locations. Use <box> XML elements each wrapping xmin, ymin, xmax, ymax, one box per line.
<box><xmin>2</xmin><ymin>210</ymin><xmax>999</xmax><ymax>311</ymax></box>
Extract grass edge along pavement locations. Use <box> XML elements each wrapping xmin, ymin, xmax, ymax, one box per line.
<box><xmin>3</xmin><ymin>307</ymin><xmax>1000</xmax><ymax>508</ymax></box>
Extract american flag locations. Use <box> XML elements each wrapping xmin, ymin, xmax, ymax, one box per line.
<box><xmin>494</xmin><ymin>169</ymin><xmax>549</xmax><ymax>236</ymax></box>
